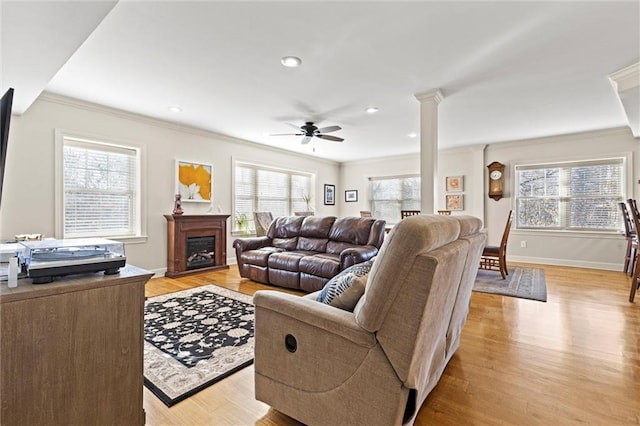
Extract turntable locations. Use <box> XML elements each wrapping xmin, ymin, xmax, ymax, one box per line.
<box><xmin>19</xmin><ymin>238</ymin><xmax>126</xmax><ymax>284</ymax></box>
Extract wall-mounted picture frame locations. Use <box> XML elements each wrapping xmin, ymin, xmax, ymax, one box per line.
<box><xmin>446</xmin><ymin>175</ymin><xmax>463</xmax><ymax>192</ymax></box>
<box><xmin>176</xmin><ymin>160</ymin><xmax>212</xmax><ymax>202</ymax></box>
<box><xmin>324</xmin><ymin>184</ymin><xmax>335</xmax><ymax>205</ymax></box>
<box><xmin>446</xmin><ymin>194</ymin><xmax>464</xmax><ymax>211</ymax></box>
<box><xmin>345</xmin><ymin>190</ymin><xmax>358</xmax><ymax>202</ymax></box>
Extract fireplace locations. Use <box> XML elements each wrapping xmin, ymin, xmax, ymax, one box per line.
<box><xmin>164</xmin><ymin>214</ymin><xmax>230</xmax><ymax>278</ymax></box>
<box><xmin>186</xmin><ymin>236</ymin><xmax>215</xmax><ymax>270</ymax></box>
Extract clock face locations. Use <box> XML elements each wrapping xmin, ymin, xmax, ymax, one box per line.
<box><xmin>490</xmin><ymin>170</ymin><xmax>502</xmax><ymax>180</ymax></box>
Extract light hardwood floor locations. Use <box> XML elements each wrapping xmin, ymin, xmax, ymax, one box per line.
<box><xmin>143</xmin><ymin>264</ymin><xmax>640</xmax><ymax>425</ymax></box>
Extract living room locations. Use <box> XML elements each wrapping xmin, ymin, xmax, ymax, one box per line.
<box><xmin>1</xmin><ymin>1</ymin><xmax>639</xmax><ymax>425</ymax></box>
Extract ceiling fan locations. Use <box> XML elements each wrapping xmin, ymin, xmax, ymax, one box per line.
<box><xmin>271</xmin><ymin>122</ymin><xmax>343</xmax><ymax>144</ymax></box>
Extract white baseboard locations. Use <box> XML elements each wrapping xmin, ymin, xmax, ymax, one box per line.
<box><xmin>509</xmin><ymin>255</ymin><xmax>621</xmax><ymax>271</ymax></box>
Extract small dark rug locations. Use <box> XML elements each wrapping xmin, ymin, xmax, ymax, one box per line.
<box><xmin>473</xmin><ymin>267</ymin><xmax>547</xmax><ymax>302</ymax></box>
<box><xmin>143</xmin><ymin>285</ymin><xmax>254</xmax><ymax>407</ymax></box>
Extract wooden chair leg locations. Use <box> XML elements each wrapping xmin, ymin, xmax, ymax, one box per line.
<box><xmin>629</xmin><ymin>254</ymin><xmax>640</xmax><ymax>303</ymax></box>
<box><xmin>624</xmin><ymin>240</ymin><xmax>632</xmax><ymax>274</ymax></box>
<box><xmin>630</xmin><ymin>277</ymin><xmax>638</xmax><ymax>303</ymax></box>
<box><xmin>503</xmin><ymin>254</ymin><xmax>509</xmax><ymax>276</ymax></box>
<box><xmin>630</xmin><ymin>246</ymin><xmax>637</xmax><ymax>277</ymax></box>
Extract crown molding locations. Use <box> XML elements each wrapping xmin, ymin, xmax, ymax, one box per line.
<box><xmin>414</xmin><ymin>89</ymin><xmax>444</xmax><ymax>104</ymax></box>
<box><xmin>609</xmin><ymin>62</ymin><xmax>640</xmax><ymax>92</ymax></box>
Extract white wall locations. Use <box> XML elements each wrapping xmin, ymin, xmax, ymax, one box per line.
<box><xmin>340</xmin><ymin>127</ymin><xmax>638</xmax><ymax>270</ymax></box>
<box><xmin>0</xmin><ymin>94</ymin><xmax>340</xmax><ymax>275</ymax></box>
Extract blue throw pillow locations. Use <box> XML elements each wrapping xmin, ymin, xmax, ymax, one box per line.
<box><xmin>317</xmin><ymin>259</ymin><xmax>374</xmax><ymax>311</ymax></box>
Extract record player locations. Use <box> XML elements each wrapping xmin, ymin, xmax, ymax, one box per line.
<box><xmin>19</xmin><ymin>238</ymin><xmax>126</xmax><ymax>284</ymax></box>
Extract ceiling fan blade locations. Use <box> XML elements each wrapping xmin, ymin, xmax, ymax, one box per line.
<box><xmin>316</xmin><ymin>134</ymin><xmax>344</xmax><ymax>142</ymax></box>
<box><xmin>301</xmin><ymin>136</ymin><xmax>312</xmax><ymax>145</ymax></box>
<box><xmin>270</xmin><ymin>133</ymin><xmax>303</xmax><ymax>136</ymax></box>
<box><xmin>316</xmin><ymin>125</ymin><xmax>341</xmax><ymax>133</ymax></box>
<box><xmin>285</xmin><ymin>122</ymin><xmax>302</xmax><ymax>130</ymax></box>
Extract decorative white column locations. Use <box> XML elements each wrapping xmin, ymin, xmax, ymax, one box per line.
<box><xmin>414</xmin><ymin>89</ymin><xmax>443</xmax><ymax>214</ymax></box>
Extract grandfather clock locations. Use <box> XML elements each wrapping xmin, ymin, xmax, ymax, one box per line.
<box><xmin>487</xmin><ymin>161</ymin><xmax>505</xmax><ymax>201</ymax></box>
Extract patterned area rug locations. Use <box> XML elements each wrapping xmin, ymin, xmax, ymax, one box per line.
<box><xmin>143</xmin><ymin>285</ymin><xmax>254</xmax><ymax>406</ymax></box>
<box><xmin>474</xmin><ymin>267</ymin><xmax>547</xmax><ymax>302</ymax></box>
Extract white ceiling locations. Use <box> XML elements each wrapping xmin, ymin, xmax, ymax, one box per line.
<box><xmin>2</xmin><ymin>1</ymin><xmax>639</xmax><ymax>162</ymax></box>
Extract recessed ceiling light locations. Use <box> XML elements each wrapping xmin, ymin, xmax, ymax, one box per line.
<box><xmin>168</xmin><ymin>105</ymin><xmax>182</xmax><ymax>113</ymax></box>
<box><xmin>365</xmin><ymin>106</ymin><xmax>379</xmax><ymax>114</ymax></box>
<box><xmin>281</xmin><ymin>56</ymin><xmax>302</xmax><ymax>67</ymax></box>
<box><xmin>408</xmin><ymin>133</ymin><xmax>418</xmax><ymax>138</ymax></box>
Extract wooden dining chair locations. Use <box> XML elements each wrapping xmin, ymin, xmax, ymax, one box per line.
<box><xmin>625</xmin><ymin>199</ymin><xmax>640</xmax><ymax>302</ymax></box>
<box><xmin>479</xmin><ymin>210</ymin><xmax>513</xmax><ymax>279</ymax></box>
<box><xmin>360</xmin><ymin>211</ymin><xmax>372</xmax><ymax>217</ymax></box>
<box><xmin>401</xmin><ymin>210</ymin><xmax>421</xmax><ymax>218</ymax></box>
<box><xmin>619</xmin><ymin>201</ymin><xmax>637</xmax><ymax>276</ymax></box>
<box><xmin>437</xmin><ymin>210</ymin><xmax>452</xmax><ymax>215</ymax></box>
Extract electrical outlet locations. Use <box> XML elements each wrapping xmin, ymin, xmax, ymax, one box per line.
<box><xmin>520</xmin><ymin>241</ymin><xmax>527</xmax><ymax>248</ymax></box>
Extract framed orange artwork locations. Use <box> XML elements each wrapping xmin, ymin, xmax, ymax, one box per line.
<box><xmin>176</xmin><ymin>160</ymin><xmax>212</xmax><ymax>202</ymax></box>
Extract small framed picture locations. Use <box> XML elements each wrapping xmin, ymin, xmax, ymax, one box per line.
<box><xmin>446</xmin><ymin>194</ymin><xmax>464</xmax><ymax>211</ymax></box>
<box><xmin>345</xmin><ymin>190</ymin><xmax>358</xmax><ymax>202</ymax></box>
<box><xmin>446</xmin><ymin>175</ymin><xmax>463</xmax><ymax>192</ymax></box>
<box><xmin>324</xmin><ymin>184</ymin><xmax>335</xmax><ymax>205</ymax></box>
<box><xmin>176</xmin><ymin>160</ymin><xmax>212</xmax><ymax>202</ymax></box>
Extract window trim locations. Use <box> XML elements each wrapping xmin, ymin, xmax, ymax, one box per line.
<box><xmin>54</xmin><ymin>129</ymin><xmax>148</xmax><ymax>243</ymax></box>
<box><xmin>231</xmin><ymin>158</ymin><xmax>315</xmax><ymax>233</ymax></box>
<box><xmin>513</xmin><ymin>153</ymin><xmax>631</xmax><ymax>234</ymax></box>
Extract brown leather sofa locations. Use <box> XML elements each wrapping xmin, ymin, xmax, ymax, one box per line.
<box><xmin>233</xmin><ymin>216</ymin><xmax>386</xmax><ymax>292</ymax></box>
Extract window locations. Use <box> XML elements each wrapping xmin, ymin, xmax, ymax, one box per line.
<box><xmin>369</xmin><ymin>174</ymin><xmax>420</xmax><ymax>224</ymax></box>
<box><xmin>515</xmin><ymin>158</ymin><xmax>625</xmax><ymax>231</ymax></box>
<box><xmin>234</xmin><ymin>161</ymin><xmax>313</xmax><ymax>232</ymax></box>
<box><xmin>55</xmin><ymin>132</ymin><xmax>144</xmax><ymax>239</ymax></box>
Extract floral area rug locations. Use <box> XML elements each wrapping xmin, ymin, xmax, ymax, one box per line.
<box><xmin>143</xmin><ymin>285</ymin><xmax>254</xmax><ymax>406</ymax></box>
<box><xmin>473</xmin><ymin>267</ymin><xmax>547</xmax><ymax>302</ymax></box>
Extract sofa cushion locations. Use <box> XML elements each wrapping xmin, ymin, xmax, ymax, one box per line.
<box><xmin>240</xmin><ymin>246</ymin><xmax>283</xmax><ymax>267</ymax></box>
<box><xmin>269</xmin><ymin>216</ymin><xmax>304</xmax><ymax>238</ymax></box>
<box><xmin>268</xmin><ymin>251</ymin><xmax>314</xmax><ymax>271</ymax></box>
<box><xmin>297</xmin><ymin>236</ymin><xmax>329</xmax><ymax>252</ymax></box>
<box><xmin>329</xmin><ymin>217</ymin><xmax>374</xmax><ymax>245</ymax></box>
<box><xmin>269</xmin><ymin>216</ymin><xmax>304</xmax><ymax>250</ymax></box>
<box><xmin>272</xmin><ymin>237</ymin><xmax>298</xmax><ymax>251</ymax></box>
<box><xmin>299</xmin><ymin>254</ymin><xmax>340</xmax><ymax>278</ymax></box>
<box><xmin>300</xmin><ymin>216</ymin><xmax>335</xmax><ymax>238</ymax></box>
<box><xmin>316</xmin><ymin>259</ymin><xmax>374</xmax><ymax>311</ymax></box>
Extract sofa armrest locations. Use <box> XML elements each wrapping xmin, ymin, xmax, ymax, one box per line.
<box><xmin>253</xmin><ymin>291</ymin><xmax>376</xmax><ymax>348</ymax></box>
<box><xmin>232</xmin><ymin>236</ymin><xmax>271</xmax><ymax>252</ymax></box>
<box><xmin>340</xmin><ymin>245</ymin><xmax>379</xmax><ymax>270</ymax></box>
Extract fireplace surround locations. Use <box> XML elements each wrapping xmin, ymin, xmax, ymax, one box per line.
<box><xmin>164</xmin><ymin>214</ymin><xmax>230</xmax><ymax>278</ymax></box>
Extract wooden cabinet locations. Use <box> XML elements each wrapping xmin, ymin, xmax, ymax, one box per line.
<box><xmin>164</xmin><ymin>214</ymin><xmax>230</xmax><ymax>278</ymax></box>
<box><xmin>0</xmin><ymin>265</ymin><xmax>153</xmax><ymax>426</ymax></box>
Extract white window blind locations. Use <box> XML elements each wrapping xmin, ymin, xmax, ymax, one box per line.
<box><xmin>61</xmin><ymin>138</ymin><xmax>139</xmax><ymax>238</ymax></box>
<box><xmin>369</xmin><ymin>175</ymin><xmax>420</xmax><ymax>225</ymax></box>
<box><xmin>515</xmin><ymin>158</ymin><xmax>624</xmax><ymax>231</ymax></box>
<box><xmin>234</xmin><ymin>161</ymin><xmax>312</xmax><ymax>231</ymax></box>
